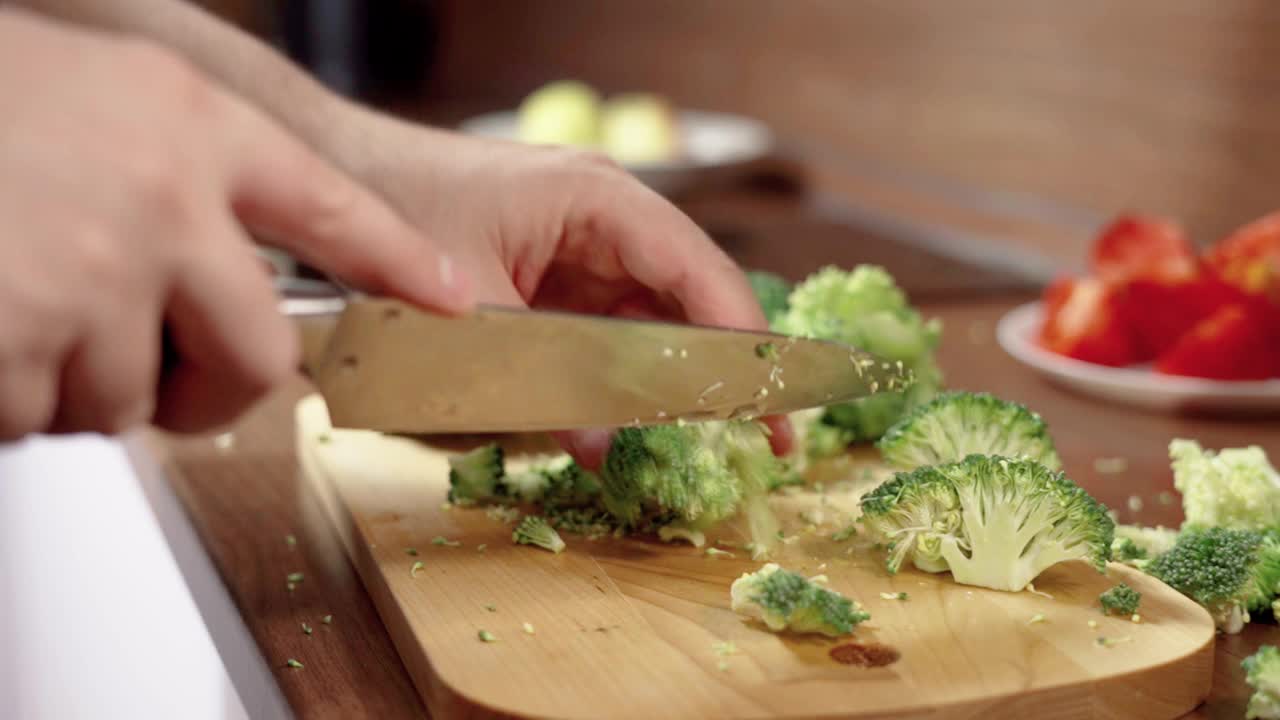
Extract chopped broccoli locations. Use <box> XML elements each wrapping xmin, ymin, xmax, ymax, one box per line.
<box><xmin>1244</xmin><ymin>645</ymin><xmax>1280</xmax><ymax>719</ymax></box>
<box><xmin>877</xmin><ymin>392</ymin><xmax>1061</xmax><ymax>471</ymax></box>
<box><xmin>860</xmin><ymin>455</ymin><xmax>1114</xmax><ymax>592</ymax></box>
<box><xmin>600</xmin><ymin>421</ymin><xmax>782</xmax><ymax>552</ymax></box>
<box><xmin>802</xmin><ymin>413</ymin><xmax>858</xmax><ymax>460</ymax></box>
<box><xmin>1099</xmin><ymin>583</ymin><xmax>1142</xmax><ymax>616</ymax></box>
<box><xmin>729</xmin><ymin>563</ymin><xmax>870</xmax><ymax>637</ymax></box>
<box><xmin>746</xmin><ymin>270</ymin><xmax>792</xmax><ymax>325</ymax></box>
<box><xmin>447</xmin><ymin>444</ymin><xmax>505</xmax><ymax>504</ymax></box>
<box><xmin>1112</xmin><ymin>524</ymin><xmax>1179</xmax><ymax>566</ymax></box>
<box><xmin>512</xmin><ymin>515</ymin><xmax>566</xmax><ymax>554</ymax></box>
<box><xmin>1145</xmin><ymin>527</ymin><xmax>1280</xmax><ymax>633</ymax></box>
<box><xmin>775</xmin><ymin>265</ymin><xmax>942</xmax><ymax>445</ymax></box>
<box><xmin>545</xmin><ymin>506</ymin><xmax>615</xmax><ymax>539</ymax></box>
<box><xmin>1171</xmin><ymin>439</ymin><xmax>1280</xmax><ymax>531</ymax></box>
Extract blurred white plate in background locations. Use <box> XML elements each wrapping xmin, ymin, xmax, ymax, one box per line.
<box><xmin>459</xmin><ymin>109</ymin><xmax>773</xmax><ymax>195</ymax></box>
<box><xmin>997</xmin><ymin>301</ymin><xmax>1280</xmax><ymax>414</ymax></box>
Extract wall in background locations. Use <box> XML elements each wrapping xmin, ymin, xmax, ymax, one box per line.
<box><xmin>424</xmin><ymin>0</ymin><xmax>1280</xmax><ymax>264</ymax></box>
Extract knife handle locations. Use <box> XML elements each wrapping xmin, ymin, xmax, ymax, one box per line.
<box><xmin>276</xmin><ymin>276</ymin><xmax>346</xmax><ymax>378</ymax></box>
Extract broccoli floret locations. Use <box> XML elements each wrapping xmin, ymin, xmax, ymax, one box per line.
<box><xmin>1145</xmin><ymin>527</ymin><xmax>1280</xmax><ymax>633</ymax></box>
<box><xmin>1171</xmin><ymin>439</ymin><xmax>1280</xmax><ymax>531</ymax></box>
<box><xmin>512</xmin><ymin>515</ymin><xmax>566</xmax><ymax>553</ymax></box>
<box><xmin>447</xmin><ymin>444</ymin><xmax>505</xmax><ymax>504</ymax></box>
<box><xmin>775</xmin><ymin>265</ymin><xmax>942</xmax><ymax>445</ymax></box>
<box><xmin>876</xmin><ymin>392</ymin><xmax>1061</xmax><ymax>471</ymax></box>
<box><xmin>497</xmin><ymin>455</ymin><xmax>602</xmax><ymax>507</ymax></box>
<box><xmin>600</xmin><ymin>421</ymin><xmax>782</xmax><ymax>552</ymax></box>
<box><xmin>1244</xmin><ymin>645</ymin><xmax>1280</xmax><ymax>719</ymax></box>
<box><xmin>1099</xmin><ymin>583</ymin><xmax>1142</xmax><ymax>616</ymax></box>
<box><xmin>545</xmin><ymin>506</ymin><xmax>616</xmax><ymax>540</ymax></box>
<box><xmin>746</xmin><ymin>270</ymin><xmax>792</xmax><ymax>325</ymax></box>
<box><xmin>860</xmin><ymin>455</ymin><xmax>1114</xmax><ymax>592</ymax></box>
<box><xmin>1112</xmin><ymin>524</ymin><xmax>1179</xmax><ymax>567</ymax></box>
<box><xmin>729</xmin><ymin>563</ymin><xmax>870</xmax><ymax>637</ymax></box>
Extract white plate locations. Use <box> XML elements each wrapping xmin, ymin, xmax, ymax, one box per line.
<box><xmin>458</xmin><ymin>109</ymin><xmax>773</xmax><ymax>195</ymax></box>
<box><xmin>997</xmin><ymin>302</ymin><xmax>1280</xmax><ymax>414</ymax></box>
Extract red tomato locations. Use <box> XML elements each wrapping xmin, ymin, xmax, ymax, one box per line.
<box><xmin>1040</xmin><ymin>276</ymin><xmax>1142</xmax><ymax>366</ymax></box>
<box><xmin>1156</xmin><ymin>303</ymin><xmax>1280</xmax><ymax>380</ymax></box>
<box><xmin>1090</xmin><ymin>215</ymin><xmax>1198</xmax><ymax>284</ymax></box>
<box><xmin>1124</xmin><ymin>275</ymin><xmax>1250</xmax><ymax>358</ymax></box>
<box><xmin>1205</xmin><ymin>211</ymin><xmax>1280</xmax><ymax>302</ymax></box>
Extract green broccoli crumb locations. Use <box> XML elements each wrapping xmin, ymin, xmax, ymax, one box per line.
<box><xmin>301</xmin><ymin>622</ymin><xmax>312</xmax><ymax>636</ymax></box>
<box><xmin>1243</xmin><ymin>645</ymin><xmax>1280</xmax><ymax>719</ymax></box>
<box><xmin>483</xmin><ymin>604</ymin><xmax>497</xmax><ymax>612</ymax></box>
<box><xmin>285</xmin><ymin>534</ymin><xmax>297</xmax><ymax>548</ymax></box>
<box><xmin>478</xmin><ymin>630</ymin><xmax>497</xmax><ymax>643</ymax></box>
<box><xmin>1099</xmin><ymin>583</ymin><xmax>1142</xmax><ymax>616</ymax></box>
<box><xmin>410</xmin><ymin>560</ymin><xmax>425</xmax><ymax>577</ymax></box>
<box><xmin>285</xmin><ymin>659</ymin><xmax>304</xmax><ymax>669</ymax></box>
<box><xmin>404</xmin><ymin>547</ymin><xmax>419</xmax><ymax>556</ymax></box>
<box><xmin>831</xmin><ymin>525</ymin><xmax>857</xmax><ymax>542</ymax></box>
<box><xmin>321</xmin><ymin>615</ymin><xmax>332</xmax><ymax>625</ymax></box>
<box><xmin>705</xmin><ymin>547</ymin><xmax>736</xmax><ymax>559</ymax></box>
<box><xmin>286</xmin><ymin>572</ymin><xmax>304</xmax><ymax>584</ymax></box>
<box><xmin>432</xmin><ymin>536</ymin><xmax>461</xmax><ymax>547</ymax></box>
<box><xmin>879</xmin><ymin>592</ymin><xmax>908</xmax><ymax>601</ymax></box>
<box><xmin>513</xmin><ymin>516</ymin><xmax>566</xmax><ymax>553</ymax></box>
<box><xmin>730</xmin><ymin>563</ymin><xmax>869</xmax><ymax>637</ymax></box>
<box><xmin>1028</xmin><ymin>613</ymin><xmax>1047</xmax><ymax>625</ymax></box>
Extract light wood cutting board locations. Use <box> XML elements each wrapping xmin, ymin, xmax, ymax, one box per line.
<box><xmin>294</xmin><ymin>394</ymin><xmax>1216</xmax><ymax>720</ymax></box>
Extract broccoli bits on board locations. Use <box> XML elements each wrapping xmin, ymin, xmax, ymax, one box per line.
<box><xmin>730</xmin><ymin>563</ymin><xmax>870</xmax><ymax>637</ymax></box>
<box><xmin>860</xmin><ymin>456</ymin><xmax>1114</xmax><ymax>592</ymax></box>
<box><xmin>1245</xmin><ymin>645</ymin><xmax>1280</xmax><ymax>719</ymax></box>
<box><xmin>1145</xmin><ymin>527</ymin><xmax>1280</xmax><ymax>633</ymax></box>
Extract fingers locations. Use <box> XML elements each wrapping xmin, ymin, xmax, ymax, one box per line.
<box><xmin>221</xmin><ymin>100</ymin><xmax>472</xmax><ymax>315</ymax></box>
<box><xmin>761</xmin><ymin>415</ymin><xmax>795</xmax><ymax>457</ymax></box>
<box><xmin>553</xmin><ymin>428</ymin><xmax>613</xmax><ymax>471</ymax></box>
<box><xmin>0</xmin><ymin>360</ymin><xmax>59</xmax><ymax>441</ymax></box>
<box><xmin>577</xmin><ymin>179</ymin><xmax>767</xmax><ymax>331</ymax></box>
<box><xmin>47</xmin><ymin>303</ymin><xmax>161</xmax><ymax>435</ymax></box>
<box><xmin>153</xmin><ymin>219</ymin><xmax>298</xmax><ymax>433</ymax></box>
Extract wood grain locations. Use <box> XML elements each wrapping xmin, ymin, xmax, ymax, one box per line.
<box><xmin>294</xmin><ymin>391</ymin><xmax>1214</xmax><ymax>720</ymax></box>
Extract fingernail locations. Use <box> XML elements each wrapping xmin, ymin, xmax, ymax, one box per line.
<box><xmin>432</xmin><ymin>254</ymin><xmax>474</xmax><ymax>314</ymax></box>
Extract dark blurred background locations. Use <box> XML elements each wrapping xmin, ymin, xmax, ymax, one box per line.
<box><xmin>199</xmin><ymin>0</ymin><xmax>1280</xmax><ymax>281</ymax></box>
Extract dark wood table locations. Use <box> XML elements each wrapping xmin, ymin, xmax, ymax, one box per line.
<box><xmin>151</xmin><ymin>186</ymin><xmax>1280</xmax><ymax>719</ymax></box>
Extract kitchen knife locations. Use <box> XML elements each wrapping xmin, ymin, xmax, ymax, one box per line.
<box><xmin>281</xmin><ymin>278</ymin><xmax>911</xmax><ymax>434</ymax></box>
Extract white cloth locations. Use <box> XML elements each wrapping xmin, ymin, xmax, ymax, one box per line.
<box><xmin>0</xmin><ymin>434</ymin><xmax>250</xmax><ymax>720</ymax></box>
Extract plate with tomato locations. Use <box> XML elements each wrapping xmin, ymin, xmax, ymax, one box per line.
<box><xmin>997</xmin><ymin>213</ymin><xmax>1280</xmax><ymax>413</ymax></box>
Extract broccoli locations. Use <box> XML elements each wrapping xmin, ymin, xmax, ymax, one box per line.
<box><xmin>1145</xmin><ymin>527</ymin><xmax>1280</xmax><ymax>633</ymax></box>
<box><xmin>1112</xmin><ymin>524</ymin><xmax>1179</xmax><ymax>565</ymax></box>
<box><xmin>512</xmin><ymin>515</ymin><xmax>566</xmax><ymax>553</ymax></box>
<box><xmin>545</xmin><ymin>506</ymin><xmax>616</xmax><ymax>539</ymax></box>
<box><xmin>1171</xmin><ymin>439</ymin><xmax>1280</xmax><ymax>531</ymax></box>
<box><xmin>729</xmin><ymin>563</ymin><xmax>870</xmax><ymax>637</ymax></box>
<box><xmin>447</xmin><ymin>444</ymin><xmax>505</xmax><ymax>504</ymax></box>
<box><xmin>657</xmin><ymin>523</ymin><xmax>707</xmax><ymax>547</ymax></box>
<box><xmin>876</xmin><ymin>392</ymin><xmax>1061</xmax><ymax>471</ymax></box>
<box><xmin>600</xmin><ymin>421</ymin><xmax>782</xmax><ymax>552</ymax></box>
<box><xmin>774</xmin><ymin>265</ymin><xmax>942</xmax><ymax>446</ymax></box>
<box><xmin>746</xmin><ymin>270</ymin><xmax>791</xmax><ymax>325</ymax></box>
<box><xmin>1244</xmin><ymin>645</ymin><xmax>1280</xmax><ymax>719</ymax></box>
<box><xmin>860</xmin><ymin>455</ymin><xmax>1114</xmax><ymax>592</ymax></box>
<box><xmin>1099</xmin><ymin>583</ymin><xmax>1142</xmax><ymax>616</ymax></box>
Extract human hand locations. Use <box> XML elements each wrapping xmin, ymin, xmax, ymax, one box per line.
<box><xmin>327</xmin><ymin>113</ymin><xmax>793</xmax><ymax>466</ymax></box>
<box><xmin>0</xmin><ymin>9</ymin><xmax>470</xmax><ymax>439</ymax></box>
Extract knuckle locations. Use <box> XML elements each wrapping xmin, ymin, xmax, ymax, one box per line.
<box><xmin>302</xmin><ymin>173</ymin><xmax>360</xmax><ymax>237</ymax></box>
<box><xmin>240</xmin><ymin>326</ymin><xmax>299</xmax><ymax>396</ymax></box>
<box><xmin>121</xmin><ymin>40</ymin><xmax>219</xmax><ymax>119</ymax></box>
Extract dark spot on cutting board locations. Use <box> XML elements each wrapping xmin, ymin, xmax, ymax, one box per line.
<box><xmin>829</xmin><ymin>641</ymin><xmax>900</xmax><ymax>668</ymax></box>
<box><xmin>340</xmin><ymin>355</ymin><xmax>359</xmax><ymax>370</ymax></box>
<box><xmin>383</xmin><ymin>307</ymin><xmax>401</xmax><ymax>320</ymax></box>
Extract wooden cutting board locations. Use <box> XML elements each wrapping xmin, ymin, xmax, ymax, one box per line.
<box><xmin>294</xmin><ymin>394</ymin><xmax>1216</xmax><ymax>720</ymax></box>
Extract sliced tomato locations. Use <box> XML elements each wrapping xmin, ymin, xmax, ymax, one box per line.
<box><xmin>1155</xmin><ymin>303</ymin><xmax>1280</xmax><ymax>380</ymax></box>
<box><xmin>1040</xmin><ymin>276</ymin><xmax>1142</xmax><ymax>366</ymax></box>
<box><xmin>1205</xmin><ymin>211</ymin><xmax>1280</xmax><ymax>301</ymax></box>
<box><xmin>1124</xmin><ymin>275</ymin><xmax>1250</xmax><ymax>358</ymax></box>
<box><xmin>1090</xmin><ymin>215</ymin><xmax>1198</xmax><ymax>284</ymax></box>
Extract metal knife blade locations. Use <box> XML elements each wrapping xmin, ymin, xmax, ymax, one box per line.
<box><xmin>287</xmin><ymin>292</ymin><xmax>909</xmax><ymax>434</ymax></box>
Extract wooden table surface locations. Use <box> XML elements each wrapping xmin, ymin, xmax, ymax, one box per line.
<box><xmin>153</xmin><ymin>188</ymin><xmax>1280</xmax><ymax>719</ymax></box>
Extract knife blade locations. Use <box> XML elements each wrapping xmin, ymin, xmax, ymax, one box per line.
<box><xmin>282</xmin><ymin>282</ymin><xmax>910</xmax><ymax>434</ymax></box>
